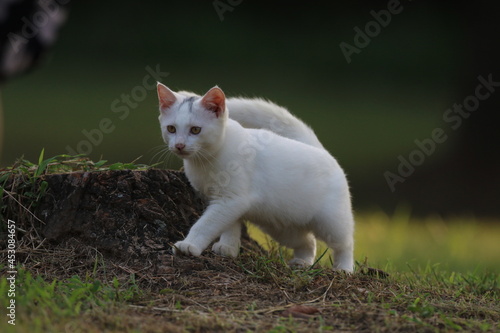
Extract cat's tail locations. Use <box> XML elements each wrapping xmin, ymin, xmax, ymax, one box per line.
<box><xmin>227</xmin><ymin>97</ymin><xmax>324</xmax><ymax>149</ymax></box>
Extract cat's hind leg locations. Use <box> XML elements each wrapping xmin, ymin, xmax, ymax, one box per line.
<box><xmin>268</xmin><ymin>228</ymin><xmax>316</xmax><ymax>268</ymax></box>
<box><xmin>313</xmin><ymin>206</ymin><xmax>354</xmax><ymax>272</ymax></box>
<box><xmin>212</xmin><ymin>220</ymin><xmax>242</xmax><ymax>258</ymax></box>
<box><xmin>288</xmin><ymin>232</ymin><xmax>317</xmax><ymax>268</ymax></box>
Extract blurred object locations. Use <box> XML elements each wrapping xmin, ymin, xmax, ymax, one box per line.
<box><xmin>0</xmin><ymin>0</ymin><xmax>69</xmax><ymax>159</ymax></box>
<box><xmin>0</xmin><ymin>0</ymin><xmax>68</xmax><ymax>82</ymax></box>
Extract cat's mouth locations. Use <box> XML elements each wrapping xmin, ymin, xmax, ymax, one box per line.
<box><xmin>172</xmin><ymin>150</ymin><xmax>192</xmax><ymax>158</ymax></box>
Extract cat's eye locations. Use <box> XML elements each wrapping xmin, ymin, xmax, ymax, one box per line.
<box><xmin>190</xmin><ymin>127</ymin><xmax>201</xmax><ymax>135</ymax></box>
<box><xmin>166</xmin><ymin>125</ymin><xmax>176</xmax><ymax>133</ymax></box>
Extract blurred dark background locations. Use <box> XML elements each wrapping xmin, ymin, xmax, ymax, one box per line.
<box><xmin>1</xmin><ymin>0</ymin><xmax>498</xmax><ymax>218</ymax></box>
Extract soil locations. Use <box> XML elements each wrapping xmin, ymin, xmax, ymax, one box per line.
<box><xmin>35</xmin><ymin>169</ymin><xmax>206</xmax><ymax>261</ymax></box>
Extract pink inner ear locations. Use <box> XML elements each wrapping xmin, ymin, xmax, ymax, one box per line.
<box><xmin>157</xmin><ymin>84</ymin><xmax>177</xmax><ymax>110</ymax></box>
<box><xmin>201</xmin><ymin>87</ymin><xmax>225</xmax><ymax>118</ymax></box>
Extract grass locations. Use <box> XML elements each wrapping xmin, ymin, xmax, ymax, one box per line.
<box><xmin>0</xmin><ymin>251</ymin><xmax>498</xmax><ymax>332</ymax></box>
<box><xmin>248</xmin><ymin>211</ymin><xmax>500</xmax><ymax>275</ymax></box>
<box><xmin>354</xmin><ymin>210</ymin><xmax>500</xmax><ymax>274</ymax></box>
<box><xmin>1</xmin><ymin>154</ymin><xmax>499</xmax><ymax>332</ymax></box>
<box><xmin>0</xmin><ymin>269</ymin><xmax>143</xmax><ymax>333</ymax></box>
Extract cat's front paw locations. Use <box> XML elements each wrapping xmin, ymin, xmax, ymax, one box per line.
<box><xmin>212</xmin><ymin>242</ymin><xmax>239</xmax><ymax>258</ymax></box>
<box><xmin>173</xmin><ymin>241</ymin><xmax>202</xmax><ymax>257</ymax></box>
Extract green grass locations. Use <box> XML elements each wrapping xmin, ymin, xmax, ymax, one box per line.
<box><xmin>0</xmin><ymin>269</ymin><xmax>142</xmax><ymax>333</ymax></box>
<box><xmin>354</xmin><ymin>210</ymin><xmax>500</xmax><ymax>274</ymax></box>
<box><xmin>248</xmin><ymin>210</ymin><xmax>500</xmax><ymax>275</ymax></box>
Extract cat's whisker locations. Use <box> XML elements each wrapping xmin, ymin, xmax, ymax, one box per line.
<box><xmin>149</xmin><ymin>145</ymin><xmax>174</xmax><ymax>169</ymax></box>
<box><xmin>149</xmin><ymin>144</ymin><xmax>166</xmax><ymax>153</ymax></box>
<box><xmin>165</xmin><ymin>151</ymin><xmax>178</xmax><ymax>169</ymax></box>
<box><xmin>149</xmin><ymin>146</ymin><xmax>166</xmax><ymax>162</ymax></box>
<box><xmin>191</xmin><ymin>153</ymin><xmax>208</xmax><ymax>174</ymax></box>
<box><xmin>201</xmin><ymin>147</ymin><xmax>216</xmax><ymax>161</ymax></box>
<box><xmin>148</xmin><ymin>145</ymin><xmax>167</xmax><ymax>160</ymax></box>
<box><xmin>196</xmin><ymin>148</ymin><xmax>216</xmax><ymax>173</ymax></box>
<box><xmin>197</xmin><ymin>148</ymin><xmax>213</xmax><ymax>164</ymax></box>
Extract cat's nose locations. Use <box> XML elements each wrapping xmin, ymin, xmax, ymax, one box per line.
<box><xmin>175</xmin><ymin>143</ymin><xmax>186</xmax><ymax>151</ymax></box>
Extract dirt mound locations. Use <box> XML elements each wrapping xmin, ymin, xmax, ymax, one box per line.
<box><xmin>36</xmin><ymin>169</ymin><xmax>205</xmax><ymax>261</ymax></box>
<box><xmin>2</xmin><ymin>169</ymin><xmax>203</xmax><ymax>261</ymax></box>
<box><xmin>1</xmin><ymin>168</ymin><xmax>261</xmax><ymax>266</ymax></box>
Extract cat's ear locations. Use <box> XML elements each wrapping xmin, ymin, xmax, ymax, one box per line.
<box><xmin>157</xmin><ymin>82</ymin><xmax>178</xmax><ymax>111</ymax></box>
<box><xmin>201</xmin><ymin>86</ymin><xmax>226</xmax><ymax>118</ymax></box>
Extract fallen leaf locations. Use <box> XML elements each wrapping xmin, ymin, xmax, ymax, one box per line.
<box><xmin>281</xmin><ymin>305</ymin><xmax>321</xmax><ymax>319</ymax></box>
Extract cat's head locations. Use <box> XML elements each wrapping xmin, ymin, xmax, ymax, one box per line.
<box><xmin>156</xmin><ymin>83</ymin><xmax>228</xmax><ymax>160</ymax></box>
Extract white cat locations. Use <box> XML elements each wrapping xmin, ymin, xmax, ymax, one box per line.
<box><xmin>157</xmin><ymin>83</ymin><xmax>355</xmax><ymax>272</ymax></box>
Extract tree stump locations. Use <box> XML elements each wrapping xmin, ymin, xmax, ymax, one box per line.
<box><xmin>2</xmin><ymin>169</ymin><xmax>209</xmax><ymax>262</ymax></box>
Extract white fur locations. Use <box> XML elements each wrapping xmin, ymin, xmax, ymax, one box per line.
<box><xmin>157</xmin><ymin>84</ymin><xmax>355</xmax><ymax>272</ymax></box>
<box><xmin>178</xmin><ymin>91</ymin><xmax>324</xmax><ymax>148</ymax></box>
<box><xmin>227</xmin><ymin>98</ymin><xmax>325</xmax><ymax>149</ymax></box>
